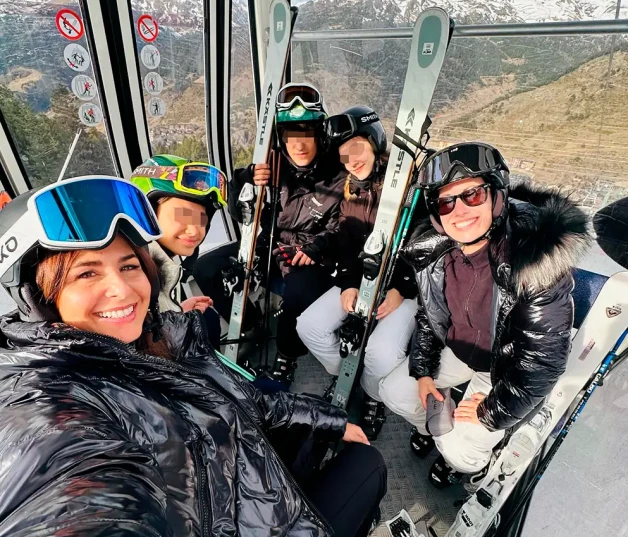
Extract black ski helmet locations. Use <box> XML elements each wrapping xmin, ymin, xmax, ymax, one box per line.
<box><xmin>420</xmin><ymin>142</ymin><xmax>510</xmax><ymax>246</ymax></box>
<box><xmin>327</xmin><ymin>105</ymin><xmax>387</xmax><ymax>155</ymax></box>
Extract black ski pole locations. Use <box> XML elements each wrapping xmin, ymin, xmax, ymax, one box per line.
<box><xmin>259</xmin><ymin>149</ymin><xmax>281</xmax><ymax>371</ymax></box>
<box><xmin>494</xmin><ymin>328</ymin><xmax>628</xmax><ymax>537</ymax></box>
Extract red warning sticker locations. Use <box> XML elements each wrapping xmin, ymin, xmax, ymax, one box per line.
<box><xmin>56</xmin><ymin>9</ymin><xmax>85</xmax><ymax>41</ymax></box>
<box><xmin>137</xmin><ymin>14</ymin><xmax>159</xmax><ymax>43</ymax></box>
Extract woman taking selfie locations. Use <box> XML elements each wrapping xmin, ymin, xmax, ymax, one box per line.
<box><xmin>0</xmin><ymin>176</ymin><xmax>386</xmax><ymax>537</ymax></box>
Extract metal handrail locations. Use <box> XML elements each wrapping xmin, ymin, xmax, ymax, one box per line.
<box><xmin>292</xmin><ymin>18</ymin><xmax>628</xmax><ymax>41</ymax></box>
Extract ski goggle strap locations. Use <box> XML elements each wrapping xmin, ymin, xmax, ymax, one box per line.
<box><xmin>326</xmin><ymin>112</ymin><xmax>381</xmax><ymax>144</ymax></box>
<box><xmin>0</xmin><ymin>177</ymin><xmax>161</xmax><ymax>278</ymax></box>
<box><xmin>276</xmin><ymin>84</ymin><xmax>323</xmax><ymax>112</ymax></box>
<box><xmin>418</xmin><ymin>143</ymin><xmax>509</xmax><ymax>188</ymax></box>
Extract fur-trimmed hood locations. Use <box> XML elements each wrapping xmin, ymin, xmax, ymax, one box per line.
<box><xmin>402</xmin><ymin>182</ymin><xmax>593</xmax><ymax>294</ymax></box>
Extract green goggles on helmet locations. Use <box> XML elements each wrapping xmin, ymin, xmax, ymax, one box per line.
<box><xmin>275</xmin><ymin>83</ymin><xmax>326</xmax><ymax>125</ymax></box>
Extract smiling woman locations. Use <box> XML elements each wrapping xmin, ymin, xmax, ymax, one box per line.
<box><xmin>35</xmin><ymin>236</ymin><xmax>153</xmax><ymax>344</ymax></box>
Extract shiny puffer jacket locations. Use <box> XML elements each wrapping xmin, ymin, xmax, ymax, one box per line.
<box><xmin>0</xmin><ymin>311</ymin><xmax>347</xmax><ymax>537</ymax></box>
<box><xmin>401</xmin><ymin>183</ymin><xmax>592</xmax><ymax>431</ymax></box>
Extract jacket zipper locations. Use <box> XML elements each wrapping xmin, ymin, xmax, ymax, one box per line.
<box><xmin>191</xmin><ymin>434</ymin><xmax>213</xmax><ymax>536</ymax></box>
<box><xmin>464</xmin><ymin>261</ymin><xmax>478</xmax><ymax>326</ymax></box>
<box><xmin>63</xmin><ymin>323</ymin><xmax>332</xmax><ymax>534</ymax></box>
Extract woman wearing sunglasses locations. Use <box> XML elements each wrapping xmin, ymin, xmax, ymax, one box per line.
<box><xmin>378</xmin><ymin>142</ymin><xmax>591</xmax><ymax>488</ymax></box>
<box><xmin>297</xmin><ymin>106</ymin><xmax>418</xmax><ymax>440</ymax></box>
<box><xmin>0</xmin><ymin>177</ymin><xmax>386</xmax><ymax>537</ymax></box>
<box><xmin>130</xmin><ymin>155</ymin><xmax>228</xmax><ymax>348</ymax></box>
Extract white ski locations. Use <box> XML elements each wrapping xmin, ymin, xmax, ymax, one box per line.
<box><xmin>446</xmin><ymin>270</ymin><xmax>628</xmax><ymax>537</ymax></box>
<box><xmin>332</xmin><ymin>8</ymin><xmax>453</xmax><ymax>408</ymax></box>
<box><xmin>224</xmin><ymin>0</ymin><xmax>293</xmax><ymax>362</ymax></box>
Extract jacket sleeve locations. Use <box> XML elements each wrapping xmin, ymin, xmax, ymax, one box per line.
<box><xmin>408</xmin><ymin>298</ymin><xmax>445</xmax><ymax>380</ymax></box>
<box><xmin>477</xmin><ymin>274</ymin><xmax>574</xmax><ymax>431</ymax></box>
<box><xmin>0</xmin><ymin>402</ymin><xmax>173</xmax><ymax>537</ymax></box>
<box><xmin>228</xmin><ymin>164</ymin><xmax>254</xmax><ymax>222</ymax></box>
<box><xmin>255</xmin><ymin>390</ymin><xmax>348</xmax><ymax>443</ymax></box>
<box><xmin>389</xmin><ymin>257</ymin><xmax>418</xmax><ymax>299</ymax></box>
<box><xmin>335</xmin><ymin>200</ymin><xmax>363</xmax><ymax>292</ymax></box>
<box><xmin>300</xmin><ymin>196</ymin><xmax>341</xmax><ymax>264</ymax></box>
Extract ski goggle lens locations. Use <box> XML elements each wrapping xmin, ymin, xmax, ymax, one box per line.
<box><xmin>326</xmin><ymin>114</ymin><xmax>356</xmax><ymax>142</ymax></box>
<box><xmin>418</xmin><ymin>143</ymin><xmax>509</xmax><ymax>187</ymax></box>
<box><xmin>435</xmin><ymin>184</ymin><xmax>490</xmax><ymax>216</ymax></box>
<box><xmin>35</xmin><ymin>179</ymin><xmax>160</xmax><ymax>243</ymax></box>
<box><xmin>276</xmin><ymin>85</ymin><xmax>322</xmax><ymax>110</ymax></box>
<box><xmin>180</xmin><ymin>164</ymin><xmax>227</xmax><ymax>205</ymax></box>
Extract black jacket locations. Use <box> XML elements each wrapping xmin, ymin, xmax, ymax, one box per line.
<box><xmin>401</xmin><ymin>183</ymin><xmax>592</xmax><ymax>432</ymax></box>
<box><xmin>0</xmin><ymin>311</ymin><xmax>347</xmax><ymax>537</ymax></box>
<box><xmin>336</xmin><ymin>166</ymin><xmax>417</xmax><ymax>298</ymax></box>
<box><xmin>230</xmin><ymin>157</ymin><xmax>344</xmax><ymax>265</ymax></box>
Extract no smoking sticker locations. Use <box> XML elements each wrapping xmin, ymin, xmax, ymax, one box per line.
<box><xmin>56</xmin><ymin>9</ymin><xmax>84</xmax><ymax>41</ymax></box>
<box><xmin>79</xmin><ymin>103</ymin><xmax>103</xmax><ymax>126</ymax></box>
<box><xmin>71</xmin><ymin>74</ymin><xmax>98</xmax><ymax>101</ymax></box>
<box><xmin>141</xmin><ymin>45</ymin><xmax>161</xmax><ymax>69</ymax></box>
<box><xmin>137</xmin><ymin>14</ymin><xmax>159</xmax><ymax>43</ymax></box>
<box><xmin>144</xmin><ymin>72</ymin><xmax>163</xmax><ymax>95</ymax></box>
<box><xmin>64</xmin><ymin>43</ymin><xmax>91</xmax><ymax>72</ymax></box>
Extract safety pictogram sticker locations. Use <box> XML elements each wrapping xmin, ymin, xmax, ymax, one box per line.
<box><xmin>79</xmin><ymin>103</ymin><xmax>103</xmax><ymax>127</ymax></box>
<box><xmin>140</xmin><ymin>45</ymin><xmax>161</xmax><ymax>69</ymax></box>
<box><xmin>137</xmin><ymin>14</ymin><xmax>159</xmax><ymax>43</ymax></box>
<box><xmin>71</xmin><ymin>74</ymin><xmax>98</xmax><ymax>101</ymax></box>
<box><xmin>148</xmin><ymin>97</ymin><xmax>166</xmax><ymax>117</ymax></box>
<box><xmin>56</xmin><ymin>9</ymin><xmax>85</xmax><ymax>41</ymax></box>
<box><xmin>144</xmin><ymin>72</ymin><xmax>163</xmax><ymax>95</ymax></box>
<box><xmin>64</xmin><ymin>43</ymin><xmax>91</xmax><ymax>72</ymax></box>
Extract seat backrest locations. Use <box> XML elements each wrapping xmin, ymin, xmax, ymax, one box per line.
<box><xmin>572</xmin><ymin>267</ymin><xmax>609</xmax><ymax>330</ymax></box>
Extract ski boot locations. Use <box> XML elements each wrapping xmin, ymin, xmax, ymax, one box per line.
<box><xmin>429</xmin><ymin>454</ymin><xmax>464</xmax><ymax>489</ymax></box>
<box><xmin>323</xmin><ymin>376</ymin><xmax>338</xmax><ymax>404</ymax></box>
<box><xmin>410</xmin><ymin>427</ymin><xmax>435</xmax><ymax>458</ymax></box>
<box><xmin>269</xmin><ymin>352</ymin><xmax>298</xmax><ymax>388</ymax></box>
<box><xmin>360</xmin><ymin>395</ymin><xmax>387</xmax><ymax>441</ymax></box>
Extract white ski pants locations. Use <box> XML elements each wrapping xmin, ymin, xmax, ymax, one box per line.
<box><xmin>296</xmin><ymin>286</ymin><xmax>417</xmax><ymax>401</ymax></box>
<box><xmin>380</xmin><ymin>347</ymin><xmax>505</xmax><ymax>474</ymax></box>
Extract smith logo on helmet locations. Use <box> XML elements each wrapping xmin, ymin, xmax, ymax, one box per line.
<box><xmin>360</xmin><ymin>113</ymin><xmax>378</xmax><ymax>123</ymax></box>
<box><xmin>258</xmin><ymin>82</ymin><xmax>274</xmax><ymax>146</ymax></box>
<box><xmin>0</xmin><ymin>236</ymin><xmax>18</xmax><ymax>263</ymax></box>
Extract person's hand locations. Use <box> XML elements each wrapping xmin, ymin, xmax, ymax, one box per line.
<box><xmin>292</xmin><ymin>250</ymin><xmax>315</xmax><ymax>266</ymax></box>
<box><xmin>342</xmin><ymin>423</ymin><xmax>370</xmax><ymax>445</ymax></box>
<box><xmin>454</xmin><ymin>393</ymin><xmax>486</xmax><ymax>425</ymax></box>
<box><xmin>181</xmin><ymin>296</ymin><xmax>213</xmax><ymax>313</ymax></box>
<box><xmin>252</xmin><ymin>163</ymin><xmax>271</xmax><ymax>186</ymax></box>
<box><xmin>341</xmin><ymin>288</ymin><xmax>359</xmax><ymax>313</ymax></box>
<box><xmin>376</xmin><ymin>288</ymin><xmax>403</xmax><ymax>320</ymax></box>
<box><xmin>418</xmin><ymin>376</ymin><xmax>444</xmax><ymax>410</ymax></box>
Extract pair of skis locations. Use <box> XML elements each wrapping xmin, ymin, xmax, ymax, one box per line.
<box><xmin>446</xmin><ymin>271</ymin><xmax>628</xmax><ymax>537</ymax></box>
<box><xmin>223</xmin><ymin>0</ymin><xmax>295</xmax><ymax>364</ymax></box>
<box><xmin>332</xmin><ymin>9</ymin><xmax>455</xmax><ymax>409</ymax></box>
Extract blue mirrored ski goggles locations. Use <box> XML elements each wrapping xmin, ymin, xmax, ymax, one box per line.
<box><xmin>0</xmin><ymin>177</ymin><xmax>162</xmax><ymax>279</ymax></box>
<box><xmin>34</xmin><ymin>177</ymin><xmax>161</xmax><ymax>246</ymax></box>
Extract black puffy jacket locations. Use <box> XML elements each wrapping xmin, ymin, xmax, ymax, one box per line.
<box><xmin>0</xmin><ymin>310</ymin><xmax>347</xmax><ymax>537</ymax></box>
<box><xmin>230</xmin><ymin>158</ymin><xmax>344</xmax><ymax>266</ymax></box>
<box><xmin>401</xmin><ymin>183</ymin><xmax>592</xmax><ymax>431</ymax></box>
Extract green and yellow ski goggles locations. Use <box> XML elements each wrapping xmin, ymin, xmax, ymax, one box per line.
<box><xmin>131</xmin><ymin>162</ymin><xmax>228</xmax><ymax>207</ymax></box>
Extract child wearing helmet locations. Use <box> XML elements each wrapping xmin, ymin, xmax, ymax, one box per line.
<box><xmin>296</xmin><ymin>105</ymin><xmax>418</xmax><ymax>440</ymax></box>
<box><xmin>194</xmin><ymin>83</ymin><xmax>344</xmax><ymax>387</ymax></box>
<box><xmin>0</xmin><ymin>177</ymin><xmax>386</xmax><ymax>537</ymax></box>
<box><xmin>378</xmin><ymin>142</ymin><xmax>591</xmax><ymax>488</ymax></box>
<box><xmin>130</xmin><ymin>155</ymin><xmax>228</xmax><ymax>348</ymax></box>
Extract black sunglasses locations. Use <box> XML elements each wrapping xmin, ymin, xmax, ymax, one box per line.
<box><xmin>432</xmin><ymin>183</ymin><xmax>491</xmax><ymax>216</ymax></box>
